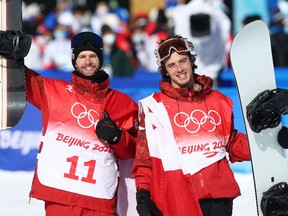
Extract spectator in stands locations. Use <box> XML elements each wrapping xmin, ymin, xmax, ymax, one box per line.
<box><xmin>132</xmin><ymin>35</ymin><xmax>250</xmax><ymax>216</ymax></box>
<box><xmin>90</xmin><ymin>1</ymin><xmax>132</xmax><ymax>56</ymax></box>
<box><xmin>109</xmin><ymin>0</ymin><xmax>130</xmax><ymax>24</ymax></box>
<box><xmin>42</xmin><ymin>0</ymin><xmax>71</xmax><ymax>32</ymax></box>
<box><xmin>57</xmin><ymin>5</ymin><xmax>89</xmax><ymax>35</ymax></box>
<box><xmin>134</xmin><ymin>8</ymin><xmax>170</xmax><ymax>72</ymax></box>
<box><xmin>0</xmin><ymin>30</ymin><xmax>138</xmax><ymax>216</ymax></box>
<box><xmin>41</xmin><ymin>22</ymin><xmax>74</xmax><ymax>71</ymax></box>
<box><xmin>101</xmin><ymin>24</ymin><xmax>133</xmax><ymax>77</ymax></box>
<box><xmin>22</xmin><ymin>2</ymin><xmax>44</xmax><ymax>70</ymax></box>
<box><xmin>131</xmin><ymin>25</ymin><xmax>150</xmax><ymax>69</ymax></box>
<box><xmin>91</xmin><ymin>1</ymin><xmax>120</xmax><ymax>35</ymax></box>
<box><xmin>22</xmin><ymin>2</ymin><xmax>45</xmax><ymax>35</ymax></box>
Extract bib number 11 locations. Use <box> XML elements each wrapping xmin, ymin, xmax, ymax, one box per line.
<box><xmin>64</xmin><ymin>155</ymin><xmax>96</xmax><ymax>184</ymax></box>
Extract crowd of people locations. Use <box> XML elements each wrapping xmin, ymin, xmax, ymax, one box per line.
<box><xmin>22</xmin><ymin>0</ymin><xmax>288</xmax><ymax>83</ymax></box>
<box><xmin>22</xmin><ymin>0</ymin><xmax>232</xmax><ymax>85</ymax></box>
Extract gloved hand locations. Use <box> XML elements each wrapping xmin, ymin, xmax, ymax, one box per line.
<box><xmin>96</xmin><ymin>110</ymin><xmax>122</xmax><ymax>144</ymax></box>
<box><xmin>0</xmin><ymin>30</ymin><xmax>32</xmax><ymax>59</ymax></box>
<box><xmin>136</xmin><ymin>189</ymin><xmax>162</xmax><ymax>216</ymax></box>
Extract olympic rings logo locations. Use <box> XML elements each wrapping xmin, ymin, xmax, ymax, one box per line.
<box><xmin>174</xmin><ymin>109</ymin><xmax>221</xmax><ymax>133</ymax></box>
<box><xmin>71</xmin><ymin>102</ymin><xmax>100</xmax><ymax>129</ymax></box>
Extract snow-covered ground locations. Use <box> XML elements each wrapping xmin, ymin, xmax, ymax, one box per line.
<box><xmin>233</xmin><ymin>173</ymin><xmax>257</xmax><ymax>215</ymax></box>
<box><xmin>0</xmin><ymin>170</ymin><xmax>44</xmax><ymax>216</ymax></box>
<box><xmin>0</xmin><ymin>170</ymin><xmax>257</xmax><ymax>216</ymax></box>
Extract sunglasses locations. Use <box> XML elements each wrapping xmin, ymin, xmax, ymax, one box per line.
<box><xmin>155</xmin><ymin>37</ymin><xmax>190</xmax><ymax>62</ymax></box>
<box><xmin>71</xmin><ymin>32</ymin><xmax>103</xmax><ymax>49</ymax></box>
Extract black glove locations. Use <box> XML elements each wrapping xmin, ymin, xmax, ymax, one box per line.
<box><xmin>96</xmin><ymin>110</ymin><xmax>122</xmax><ymax>144</ymax></box>
<box><xmin>136</xmin><ymin>189</ymin><xmax>162</xmax><ymax>216</ymax></box>
<box><xmin>0</xmin><ymin>30</ymin><xmax>32</xmax><ymax>59</ymax></box>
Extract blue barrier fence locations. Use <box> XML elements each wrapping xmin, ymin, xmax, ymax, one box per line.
<box><xmin>220</xmin><ymin>67</ymin><xmax>288</xmax><ymax>88</ymax></box>
<box><xmin>0</xmin><ymin>68</ymin><xmax>287</xmax><ymax>173</ymax></box>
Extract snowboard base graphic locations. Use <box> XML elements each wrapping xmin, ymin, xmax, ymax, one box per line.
<box><xmin>0</xmin><ymin>0</ymin><xmax>26</xmax><ymax>130</ymax></box>
<box><xmin>230</xmin><ymin>20</ymin><xmax>288</xmax><ymax>216</ymax></box>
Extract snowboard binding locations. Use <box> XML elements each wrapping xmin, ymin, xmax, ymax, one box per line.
<box><xmin>0</xmin><ymin>30</ymin><xmax>32</xmax><ymax>60</ymax></box>
<box><xmin>246</xmin><ymin>88</ymin><xmax>288</xmax><ymax>148</ymax></box>
<box><xmin>246</xmin><ymin>88</ymin><xmax>288</xmax><ymax>132</ymax></box>
<box><xmin>261</xmin><ymin>182</ymin><xmax>288</xmax><ymax>216</ymax></box>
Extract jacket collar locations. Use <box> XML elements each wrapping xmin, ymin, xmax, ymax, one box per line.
<box><xmin>71</xmin><ymin>71</ymin><xmax>110</xmax><ymax>101</ymax></box>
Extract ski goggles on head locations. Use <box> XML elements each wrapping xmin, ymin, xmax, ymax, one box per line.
<box><xmin>71</xmin><ymin>32</ymin><xmax>103</xmax><ymax>49</ymax></box>
<box><xmin>155</xmin><ymin>37</ymin><xmax>191</xmax><ymax>63</ymax></box>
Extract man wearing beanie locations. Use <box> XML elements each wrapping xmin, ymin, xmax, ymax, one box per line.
<box><xmin>0</xmin><ymin>31</ymin><xmax>138</xmax><ymax>216</ymax></box>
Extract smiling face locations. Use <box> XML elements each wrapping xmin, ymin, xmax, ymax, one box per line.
<box><xmin>164</xmin><ymin>51</ymin><xmax>195</xmax><ymax>89</ymax></box>
<box><xmin>75</xmin><ymin>50</ymin><xmax>101</xmax><ymax>76</ymax></box>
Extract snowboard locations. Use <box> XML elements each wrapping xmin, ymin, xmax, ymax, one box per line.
<box><xmin>230</xmin><ymin>20</ymin><xmax>288</xmax><ymax>216</ymax></box>
<box><xmin>0</xmin><ymin>0</ymin><xmax>26</xmax><ymax>130</ymax></box>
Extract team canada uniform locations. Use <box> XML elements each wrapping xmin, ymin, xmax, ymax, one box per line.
<box><xmin>133</xmin><ymin>74</ymin><xmax>250</xmax><ymax>216</ymax></box>
<box><xmin>25</xmin><ymin>68</ymin><xmax>138</xmax><ymax>215</ymax></box>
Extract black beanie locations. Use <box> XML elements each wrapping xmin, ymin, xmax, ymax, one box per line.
<box><xmin>71</xmin><ymin>32</ymin><xmax>103</xmax><ymax>69</ymax></box>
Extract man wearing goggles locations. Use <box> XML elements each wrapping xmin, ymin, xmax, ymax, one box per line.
<box><xmin>0</xmin><ymin>30</ymin><xmax>138</xmax><ymax>216</ymax></box>
<box><xmin>133</xmin><ymin>35</ymin><xmax>250</xmax><ymax>216</ymax></box>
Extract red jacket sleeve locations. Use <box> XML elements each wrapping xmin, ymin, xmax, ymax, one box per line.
<box><xmin>25</xmin><ymin>66</ymin><xmax>47</xmax><ymax>110</ymax></box>
<box><xmin>226</xmin><ymin>128</ymin><xmax>251</xmax><ymax>163</ymax></box>
<box><xmin>105</xmin><ymin>90</ymin><xmax>139</xmax><ymax>160</ymax></box>
<box><xmin>110</xmin><ymin>126</ymin><xmax>137</xmax><ymax>160</ymax></box>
